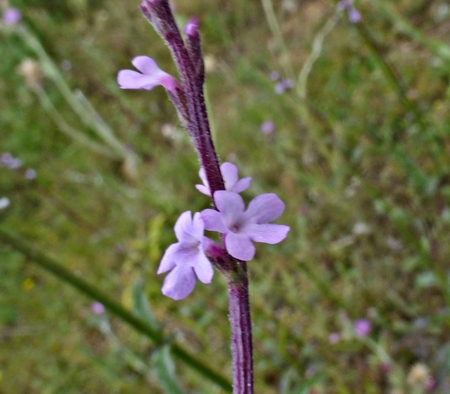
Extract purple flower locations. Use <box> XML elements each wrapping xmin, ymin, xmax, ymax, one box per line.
<box><xmin>348</xmin><ymin>8</ymin><xmax>361</xmax><ymax>23</ymax></box>
<box><xmin>328</xmin><ymin>332</ymin><xmax>340</xmax><ymax>344</ymax></box>
<box><xmin>201</xmin><ymin>191</ymin><xmax>290</xmax><ymax>261</ymax></box>
<box><xmin>269</xmin><ymin>71</ymin><xmax>280</xmax><ymax>81</ymax></box>
<box><xmin>275</xmin><ymin>79</ymin><xmax>294</xmax><ymax>94</ymax></box>
<box><xmin>2</xmin><ymin>8</ymin><xmax>21</xmax><ymax>25</ymax></box>
<box><xmin>91</xmin><ymin>302</ymin><xmax>105</xmax><ymax>315</ymax></box>
<box><xmin>157</xmin><ymin>211</ymin><xmax>214</xmax><ymax>300</ymax></box>
<box><xmin>196</xmin><ymin>162</ymin><xmax>252</xmax><ymax>196</ymax></box>
<box><xmin>25</xmin><ymin>168</ymin><xmax>36</xmax><ymax>179</ymax></box>
<box><xmin>354</xmin><ymin>318</ymin><xmax>371</xmax><ymax>337</ymax></box>
<box><xmin>260</xmin><ymin>121</ymin><xmax>275</xmax><ymax>135</ymax></box>
<box><xmin>0</xmin><ymin>152</ymin><xmax>21</xmax><ymax>169</ymax></box>
<box><xmin>117</xmin><ymin>56</ymin><xmax>179</xmax><ymax>92</ymax></box>
<box><xmin>337</xmin><ymin>0</ymin><xmax>362</xmax><ymax>23</ymax></box>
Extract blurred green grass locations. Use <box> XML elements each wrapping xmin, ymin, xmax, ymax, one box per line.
<box><xmin>1</xmin><ymin>0</ymin><xmax>450</xmax><ymax>392</ymax></box>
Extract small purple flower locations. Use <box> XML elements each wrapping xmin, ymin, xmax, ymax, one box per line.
<box><xmin>2</xmin><ymin>8</ymin><xmax>21</xmax><ymax>25</ymax></box>
<box><xmin>354</xmin><ymin>318</ymin><xmax>371</xmax><ymax>337</ymax></box>
<box><xmin>348</xmin><ymin>8</ymin><xmax>362</xmax><ymax>23</ymax></box>
<box><xmin>91</xmin><ymin>302</ymin><xmax>105</xmax><ymax>315</ymax></box>
<box><xmin>328</xmin><ymin>332</ymin><xmax>340</xmax><ymax>344</ymax></box>
<box><xmin>196</xmin><ymin>162</ymin><xmax>252</xmax><ymax>196</ymax></box>
<box><xmin>337</xmin><ymin>0</ymin><xmax>362</xmax><ymax>23</ymax></box>
<box><xmin>201</xmin><ymin>191</ymin><xmax>290</xmax><ymax>261</ymax></box>
<box><xmin>0</xmin><ymin>152</ymin><xmax>21</xmax><ymax>169</ymax></box>
<box><xmin>269</xmin><ymin>71</ymin><xmax>280</xmax><ymax>81</ymax></box>
<box><xmin>157</xmin><ymin>211</ymin><xmax>214</xmax><ymax>300</ymax></box>
<box><xmin>275</xmin><ymin>79</ymin><xmax>294</xmax><ymax>94</ymax></box>
<box><xmin>260</xmin><ymin>121</ymin><xmax>275</xmax><ymax>135</ymax></box>
<box><xmin>117</xmin><ymin>56</ymin><xmax>179</xmax><ymax>92</ymax></box>
<box><xmin>425</xmin><ymin>377</ymin><xmax>437</xmax><ymax>391</ymax></box>
<box><xmin>25</xmin><ymin>168</ymin><xmax>36</xmax><ymax>180</ymax></box>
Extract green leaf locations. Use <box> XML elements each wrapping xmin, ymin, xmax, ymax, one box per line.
<box><xmin>151</xmin><ymin>345</ymin><xmax>185</xmax><ymax>394</ymax></box>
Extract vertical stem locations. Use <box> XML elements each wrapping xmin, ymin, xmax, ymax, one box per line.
<box><xmin>228</xmin><ymin>262</ymin><xmax>254</xmax><ymax>394</ymax></box>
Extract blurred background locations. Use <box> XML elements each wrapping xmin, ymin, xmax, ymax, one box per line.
<box><xmin>1</xmin><ymin>0</ymin><xmax>450</xmax><ymax>392</ymax></box>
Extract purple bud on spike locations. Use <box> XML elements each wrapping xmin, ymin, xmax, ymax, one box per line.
<box><xmin>184</xmin><ymin>17</ymin><xmax>199</xmax><ymax>37</ymax></box>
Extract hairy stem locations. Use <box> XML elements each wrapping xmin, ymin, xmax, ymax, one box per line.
<box><xmin>228</xmin><ymin>262</ymin><xmax>254</xmax><ymax>394</ymax></box>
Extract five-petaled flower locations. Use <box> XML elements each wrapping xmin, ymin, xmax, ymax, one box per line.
<box><xmin>157</xmin><ymin>211</ymin><xmax>214</xmax><ymax>300</ymax></box>
<box><xmin>117</xmin><ymin>56</ymin><xmax>179</xmax><ymax>92</ymax></box>
<box><xmin>201</xmin><ymin>191</ymin><xmax>290</xmax><ymax>261</ymax></box>
<box><xmin>196</xmin><ymin>162</ymin><xmax>252</xmax><ymax>196</ymax></box>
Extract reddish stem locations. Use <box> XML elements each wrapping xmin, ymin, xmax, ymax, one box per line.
<box><xmin>228</xmin><ymin>262</ymin><xmax>254</xmax><ymax>394</ymax></box>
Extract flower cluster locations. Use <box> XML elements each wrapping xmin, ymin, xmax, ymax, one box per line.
<box><xmin>117</xmin><ymin>0</ymin><xmax>289</xmax><ymax>300</ymax></box>
<box><xmin>1</xmin><ymin>152</ymin><xmax>37</xmax><ymax>179</ymax></box>
<box><xmin>155</xmin><ymin>163</ymin><xmax>289</xmax><ymax>299</ymax></box>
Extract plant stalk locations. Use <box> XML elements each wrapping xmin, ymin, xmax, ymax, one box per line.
<box><xmin>228</xmin><ymin>262</ymin><xmax>254</xmax><ymax>394</ymax></box>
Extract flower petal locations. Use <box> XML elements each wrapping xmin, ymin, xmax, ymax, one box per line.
<box><xmin>193</xmin><ymin>251</ymin><xmax>214</xmax><ymax>284</ymax></box>
<box><xmin>198</xmin><ymin>167</ymin><xmax>208</xmax><ymax>186</ymax></box>
<box><xmin>157</xmin><ymin>243</ymin><xmax>179</xmax><ymax>274</ymax></box>
<box><xmin>161</xmin><ymin>263</ymin><xmax>196</xmax><ymax>300</ymax></box>
<box><xmin>131</xmin><ymin>56</ymin><xmax>160</xmax><ymax>75</ymax></box>
<box><xmin>117</xmin><ymin>70</ymin><xmax>161</xmax><ymax>90</ymax></box>
<box><xmin>192</xmin><ymin>212</ymin><xmax>205</xmax><ymax>240</ymax></box>
<box><xmin>243</xmin><ymin>223</ymin><xmax>290</xmax><ymax>244</ymax></box>
<box><xmin>244</xmin><ymin>193</ymin><xmax>285</xmax><ymax>224</ymax></box>
<box><xmin>118</xmin><ymin>56</ymin><xmax>179</xmax><ymax>92</ymax></box>
<box><xmin>221</xmin><ymin>162</ymin><xmax>238</xmax><ymax>189</ymax></box>
<box><xmin>195</xmin><ymin>184</ymin><xmax>211</xmax><ymax>196</ymax></box>
<box><xmin>201</xmin><ymin>209</ymin><xmax>228</xmax><ymax>233</ymax></box>
<box><xmin>225</xmin><ymin>232</ymin><xmax>255</xmax><ymax>261</ymax></box>
<box><xmin>231</xmin><ymin>176</ymin><xmax>252</xmax><ymax>193</ymax></box>
<box><xmin>174</xmin><ymin>211</ymin><xmax>193</xmax><ymax>242</ymax></box>
<box><xmin>214</xmin><ymin>190</ymin><xmax>245</xmax><ymax>228</ymax></box>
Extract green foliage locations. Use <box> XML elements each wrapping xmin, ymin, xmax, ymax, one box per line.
<box><xmin>2</xmin><ymin>0</ymin><xmax>450</xmax><ymax>392</ymax></box>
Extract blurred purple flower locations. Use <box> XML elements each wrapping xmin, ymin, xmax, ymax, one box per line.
<box><xmin>275</xmin><ymin>79</ymin><xmax>294</xmax><ymax>94</ymax></box>
<box><xmin>337</xmin><ymin>0</ymin><xmax>362</xmax><ymax>23</ymax></box>
<box><xmin>117</xmin><ymin>56</ymin><xmax>179</xmax><ymax>92</ymax></box>
<box><xmin>201</xmin><ymin>191</ymin><xmax>290</xmax><ymax>261</ymax></box>
<box><xmin>2</xmin><ymin>8</ymin><xmax>21</xmax><ymax>25</ymax></box>
<box><xmin>0</xmin><ymin>197</ymin><xmax>10</xmax><ymax>210</ymax></box>
<box><xmin>348</xmin><ymin>8</ymin><xmax>362</xmax><ymax>23</ymax></box>
<box><xmin>260</xmin><ymin>121</ymin><xmax>275</xmax><ymax>135</ymax></box>
<box><xmin>91</xmin><ymin>302</ymin><xmax>105</xmax><ymax>315</ymax></box>
<box><xmin>157</xmin><ymin>211</ymin><xmax>214</xmax><ymax>300</ymax></box>
<box><xmin>328</xmin><ymin>332</ymin><xmax>340</xmax><ymax>344</ymax></box>
<box><xmin>269</xmin><ymin>71</ymin><xmax>280</xmax><ymax>81</ymax></box>
<box><xmin>354</xmin><ymin>318</ymin><xmax>371</xmax><ymax>337</ymax></box>
<box><xmin>25</xmin><ymin>169</ymin><xmax>36</xmax><ymax>179</ymax></box>
<box><xmin>425</xmin><ymin>377</ymin><xmax>437</xmax><ymax>391</ymax></box>
<box><xmin>196</xmin><ymin>162</ymin><xmax>251</xmax><ymax>196</ymax></box>
<box><xmin>0</xmin><ymin>152</ymin><xmax>21</xmax><ymax>169</ymax></box>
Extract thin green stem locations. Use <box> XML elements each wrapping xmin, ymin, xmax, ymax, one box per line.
<box><xmin>17</xmin><ymin>25</ymin><xmax>132</xmax><ymax>160</ymax></box>
<box><xmin>260</xmin><ymin>0</ymin><xmax>296</xmax><ymax>81</ymax></box>
<box><xmin>0</xmin><ymin>227</ymin><xmax>232</xmax><ymax>392</ymax></box>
